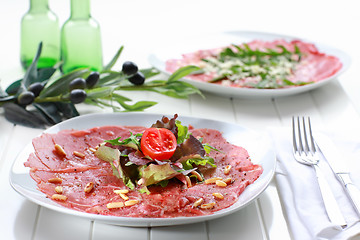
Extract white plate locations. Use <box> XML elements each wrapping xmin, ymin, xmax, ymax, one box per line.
<box><xmin>148</xmin><ymin>30</ymin><xmax>351</xmax><ymax>98</ymax></box>
<box><xmin>10</xmin><ymin>112</ymin><xmax>275</xmax><ymax>227</ymax></box>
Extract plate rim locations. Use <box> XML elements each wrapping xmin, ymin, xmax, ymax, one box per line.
<box><xmin>148</xmin><ymin>30</ymin><xmax>351</xmax><ymax>98</ymax></box>
<box><xmin>9</xmin><ymin>112</ymin><xmax>276</xmax><ymax>227</ymax></box>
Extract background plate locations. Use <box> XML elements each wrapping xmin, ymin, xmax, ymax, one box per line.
<box><xmin>10</xmin><ymin>112</ymin><xmax>275</xmax><ymax>227</ymax></box>
<box><xmin>148</xmin><ymin>30</ymin><xmax>351</xmax><ymax>98</ymax></box>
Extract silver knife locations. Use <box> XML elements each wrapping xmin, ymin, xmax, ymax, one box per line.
<box><xmin>315</xmin><ymin>133</ymin><xmax>360</xmax><ymax>216</ymax></box>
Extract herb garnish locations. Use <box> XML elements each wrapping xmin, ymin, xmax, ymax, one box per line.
<box><xmin>0</xmin><ymin>43</ymin><xmax>202</xmax><ymax>128</ymax></box>
<box><xmin>198</xmin><ymin>43</ymin><xmax>313</xmax><ymax>89</ymax></box>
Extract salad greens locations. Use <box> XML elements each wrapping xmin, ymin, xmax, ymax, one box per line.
<box><xmin>95</xmin><ymin>115</ymin><xmax>219</xmax><ymax>193</ymax></box>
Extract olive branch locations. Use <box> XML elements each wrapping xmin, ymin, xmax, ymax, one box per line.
<box><xmin>0</xmin><ymin>43</ymin><xmax>202</xmax><ymax>128</ymax></box>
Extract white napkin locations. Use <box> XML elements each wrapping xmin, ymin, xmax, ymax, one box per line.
<box><xmin>269</xmin><ymin>127</ymin><xmax>360</xmax><ymax>240</ymax></box>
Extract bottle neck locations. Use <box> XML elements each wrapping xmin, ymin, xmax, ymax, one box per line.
<box><xmin>70</xmin><ymin>0</ymin><xmax>91</xmax><ymax>19</ymax></box>
<box><xmin>29</xmin><ymin>0</ymin><xmax>49</xmax><ymax>12</ymax></box>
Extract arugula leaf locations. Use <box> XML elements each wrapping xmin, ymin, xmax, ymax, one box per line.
<box><xmin>105</xmin><ymin>132</ymin><xmax>142</xmax><ymax>150</ymax></box>
<box><xmin>202</xmin><ymin>143</ymin><xmax>222</xmax><ymax>154</ymax></box>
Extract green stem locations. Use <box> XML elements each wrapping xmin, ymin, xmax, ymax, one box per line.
<box><xmin>115</xmin><ymin>82</ymin><xmax>166</xmax><ymax>91</ymax></box>
<box><xmin>35</xmin><ymin>95</ymin><xmax>68</xmax><ymax>103</ymax></box>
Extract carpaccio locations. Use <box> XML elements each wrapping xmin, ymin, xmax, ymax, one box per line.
<box><xmin>24</xmin><ymin>125</ymin><xmax>263</xmax><ymax>218</ymax></box>
<box><xmin>165</xmin><ymin>39</ymin><xmax>342</xmax><ymax>88</ymax></box>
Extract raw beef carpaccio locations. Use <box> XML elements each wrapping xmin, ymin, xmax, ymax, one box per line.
<box><xmin>25</xmin><ymin>125</ymin><xmax>263</xmax><ymax>218</ymax></box>
<box><xmin>165</xmin><ymin>39</ymin><xmax>342</xmax><ymax>88</ymax></box>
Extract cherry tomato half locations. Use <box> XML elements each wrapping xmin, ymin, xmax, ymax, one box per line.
<box><xmin>141</xmin><ymin>128</ymin><xmax>177</xmax><ymax>160</ymax></box>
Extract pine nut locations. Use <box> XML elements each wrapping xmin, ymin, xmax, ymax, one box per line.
<box><xmin>191</xmin><ymin>171</ymin><xmax>203</xmax><ymax>181</ymax></box>
<box><xmin>193</xmin><ymin>198</ymin><xmax>204</xmax><ymax>208</ymax></box>
<box><xmin>119</xmin><ymin>193</ymin><xmax>129</xmax><ymax>200</ymax></box>
<box><xmin>114</xmin><ymin>189</ymin><xmax>129</xmax><ymax>194</ymax></box>
<box><xmin>54</xmin><ymin>186</ymin><xmax>63</xmax><ymax>194</ymax></box>
<box><xmin>89</xmin><ymin>147</ymin><xmax>97</xmax><ymax>153</ymax></box>
<box><xmin>107</xmin><ymin>202</ymin><xmax>124</xmax><ymax>209</ymax></box>
<box><xmin>51</xmin><ymin>194</ymin><xmax>67</xmax><ymax>201</ymax></box>
<box><xmin>200</xmin><ymin>202</ymin><xmax>215</xmax><ymax>209</ymax></box>
<box><xmin>125</xmin><ymin>200</ymin><xmax>139</xmax><ymax>207</ymax></box>
<box><xmin>84</xmin><ymin>182</ymin><xmax>94</xmax><ymax>193</ymax></box>
<box><xmin>212</xmin><ymin>192</ymin><xmax>224</xmax><ymax>200</ymax></box>
<box><xmin>48</xmin><ymin>177</ymin><xmax>63</xmax><ymax>184</ymax></box>
<box><xmin>205</xmin><ymin>177</ymin><xmax>222</xmax><ymax>184</ymax></box>
<box><xmin>137</xmin><ymin>178</ymin><xmax>144</xmax><ymax>185</ymax></box>
<box><xmin>54</xmin><ymin>144</ymin><xmax>66</xmax><ymax>157</ymax></box>
<box><xmin>223</xmin><ymin>178</ymin><xmax>232</xmax><ymax>184</ymax></box>
<box><xmin>185</xmin><ymin>176</ymin><xmax>192</xmax><ymax>188</ymax></box>
<box><xmin>224</xmin><ymin>165</ymin><xmax>232</xmax><ymax>175</ymax></box>
<box><xmin>215</xmin><ymin>180</ymin><xmax>227</xmax><ymax>187</ymax></box>
<box><xmin>73</xmin><ymin>151</ymin><xmax>85</xmax><ymax>158</ymax></box>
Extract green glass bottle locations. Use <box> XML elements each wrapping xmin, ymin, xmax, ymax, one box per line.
<box><xmin>61</xmin><ymin>0</ymin><xmax>103</xmax><ymax>73</ymax></box>
<box><xmin>20</xmin><ymin>0</ymin><xmax>60</xmax><ymax>69</ymax></box>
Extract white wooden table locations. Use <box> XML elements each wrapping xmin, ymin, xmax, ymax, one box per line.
<box><xmin>1</xmin><ymin>0</ymin><xmax>360</xmax><ymax>239</ymax></box>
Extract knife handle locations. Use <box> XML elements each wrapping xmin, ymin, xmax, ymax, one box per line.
<box><xmin>338</xmin><ymin>173</ymin><xmax>360</xmax><ymax>216</ymax></box>
<box><xmin>314</xmin><ymin>165</ymin><xmax>347</xmax><ymax>227</ymax></box>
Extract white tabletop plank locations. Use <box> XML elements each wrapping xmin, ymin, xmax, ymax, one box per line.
<box><xmin>151</xmin><ymin>222</ymin><xmax>208</xmax><ymax>240</ymax></box>
<box><xmin>0</xmin><ymin>125</ymin><xmax>42</xmax><ymax>240</ymax></box>
<box><xmin>207</xmin><ymin>202</ymin><xmax>265</xmax><ymax>240</ymax></box>
<box><xmin>93</xmin><ymin>222</ymin><xmax>149</xmax><ymax>240</ymax></box>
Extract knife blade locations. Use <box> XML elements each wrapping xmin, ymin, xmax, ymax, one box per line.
<box><xmin>315</xmin><ymin>133</ymin><xmax>360</xmax><ymax>216</ymax></box>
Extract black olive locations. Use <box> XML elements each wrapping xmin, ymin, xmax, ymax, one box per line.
<box><xmin>17</xmin><ymin>91</ymin><xmax>35</xmax><ymax>105</ymax></box>
<box><xmin>27</xmin><ymin>82</ymin><xmax>44</xmax><ymax>97</ymax></box>
<box><xmin>70</xmin><ymin>89</ymin><xmax>87</xmax><ymax>104</ymax></box>
<box><xmin>128</xmin><ymin>72</ymin><xmax>145</xmax><ymax>85</ymax></box>
<box><xmin>69</xmin><ymin>78</ymin><xmax>86</xmax><ymax>91</ymax></box>
<box><xmin>86</xmin><ymin>72</ymin><xmax>100</xmax><ymax>88</ymax></box>
<box><xmin>122</xmin><ymin>61</ymin><xmax>138</xmax><ymax>76</ymax></box>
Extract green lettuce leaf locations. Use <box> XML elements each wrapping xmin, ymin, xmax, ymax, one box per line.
<box><xmin>175</xmin><ymin>120</ymin><xmax>190</xmax><ymax>144</ymax></box>
<box><xmin>140</xmin><ymin>163</ymin><xmax>180</xmax><ymax>186</ymax></box>
<box><xmin>181</xmin><ymin>155</ymin><xmax>216</xmax><ymax>170</ymax></box>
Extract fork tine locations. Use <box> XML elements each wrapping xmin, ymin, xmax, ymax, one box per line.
<box><xmin>292</xmin><ymin>116</ymin><xmax>298</xmax><ymax>153</ymax></box>
<box><xmin>296</xmin><ymin>116</ymin><xmax>305</xmax><ymax>153</ymax></box>
<box><xmin>302</xmin><ymin>117</ymin><xmax>311</xmax><ymax>154</ymax></box>
<box><xmin>307</xmin><ymin>117</ymin><xmax>316</xmax><ymax>153</ymax></box>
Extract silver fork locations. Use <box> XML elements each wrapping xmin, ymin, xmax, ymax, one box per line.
<box><xmin>292</xmin><ymin>116</ymin><xmax>347</xmax><ymax>227</ymax></box>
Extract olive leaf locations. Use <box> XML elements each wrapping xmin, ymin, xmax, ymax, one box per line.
<box><xmin>3</xmin><ymin>102</ymin><xmax>48</xmax><ymax>128</ymax></box>
<box><xmin>167</xmin><ymin>65</ymin><xmax>201</xmax><ymax>82</ymax></box>
<box><xmin>21</xmin><ymin>42</ymin><xmax>43</xmax><ymax>89</ymax></box>
<box><xmin>40</xmin><ymin>68</ymin><xmax>89</xmax><ymax>97</ymax></box>
<box><xmin>103</xmin><ymin>46</ymin><xmax>124</xmax><ymax>71</ymax></box>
